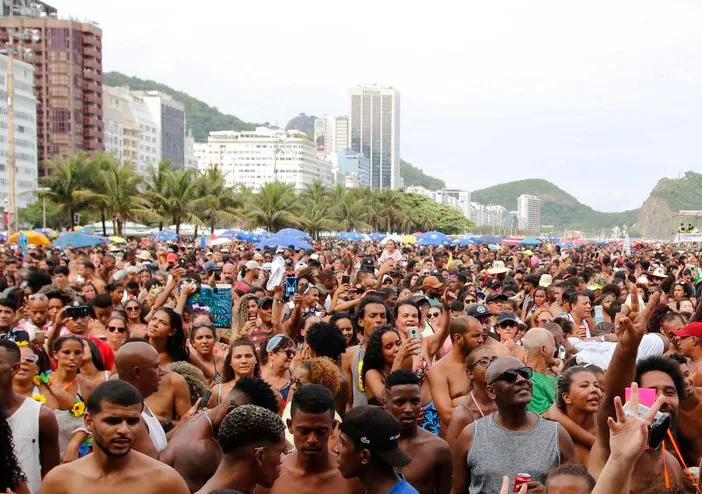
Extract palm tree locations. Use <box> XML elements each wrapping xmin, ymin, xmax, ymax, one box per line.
<box><xmin>41</xmin><ymin>153</ymin><xmax>92</xmax><ymax>230</ymax></box>
<box><xmin>191</xmin><ymin>166</ymin><xmax>243</xmax><ymax>234</ymax></box>
<box><xmin>248</xmin><ymin>182</ymin><xmax>303</xmax><ymax>232</ymax></box>
<box><xmin>163</xmin><ymin>168</ymin><xmax>204</xmax><ymax>235</ymax></box>
<box><xmin>375</xmin><ymin>189</ymin><xmax>404</xmax><ymax>233</ymax></box>
<box><xmin>144</xmin><ymin>160</ymin><xmax>173</xmax><ymax>231</ymax></box>
<box><xmin>333</xmin><ymin>190</ymin><xmax>372</xmax><ymax>232</ymax></box>
<box><xmin>89</xmin><ymin>158</ymin><xmax>158</xmax><ymax>235</ymax></box>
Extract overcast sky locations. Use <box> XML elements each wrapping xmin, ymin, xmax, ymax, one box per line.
<box><xmin>53</xmin><ymin>0</ymin><xmax>702</xmax><ymax>212</ymax></box>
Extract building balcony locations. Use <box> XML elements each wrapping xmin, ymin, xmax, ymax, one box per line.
<box><xmin>83</xmin><ymin>58</ymin><xmax>100</xmax><ymax>70</ymax></box>
<box><xmin>84</xmin><ymin>92</ymin><xmax>101</xmax><ymax>104</ymax></box>
<box><xmin>84</xmin><ymin>128</ymin><xmax>100</xmax><ymax>138</ymax></box>
<box><xmin>83</xmin><ymin>116</ymin><xmax>101</xmax><ymax>127</ymax></box>
<box><xmin>83</xmin><ymin>47</ymin><xmax>100</xmax><ymax>58</ymax></box>
<box><xmin>83</xmin><ymin>33</ymin><xmax>97</xmax><ymax>45</ymax></box>
<box><xmin>83</xmin><ymin>70</ymin><xmax>102</xmax><ymax>83</ymax></box>
<box><xmin>84</xmin><ymin>81</ymin><xmax>99</xmax><ymax>92</ymax></box>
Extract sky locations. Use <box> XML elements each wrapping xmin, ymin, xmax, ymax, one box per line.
<box><xmin>52</xmin><ymin>0</ymin><xmax>702</xmax><ymax>212</ymax></box>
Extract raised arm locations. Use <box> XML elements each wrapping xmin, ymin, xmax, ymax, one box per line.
<box><xmin>424</xmin><ymin>289</ymin><xmax>455</xmax><ymax>358</ymax></box>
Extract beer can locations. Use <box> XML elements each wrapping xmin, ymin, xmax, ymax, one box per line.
<box><xmin>514</xmin><ymin>473</ymin><xmax>531</xmax><ymax>493</ymax></box>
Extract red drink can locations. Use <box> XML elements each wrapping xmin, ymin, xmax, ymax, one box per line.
<box><xmin>514</xmin><ymin>473</ymin><xmax>531</xmax><ymax>493</ymax></box>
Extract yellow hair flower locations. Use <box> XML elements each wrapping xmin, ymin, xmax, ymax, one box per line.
<box><xmin>71</xmin><ymin>401</ymin><xmax>86</xmax><ymax>417</ymax></box>
<box><xmin>16</xmin><ymin>340</ymin><xmax>29</xmax><ymax>347</ymax></box>
<box><xmin>33</xmin><ymin>375</ymin><xmax>41</xmax><ymax>386</ymax></box>
<box><xmin>32</xmin><ymin>394</ymin><xmax>47</xmax><ymax>404</ymax></box>
<box><xmin>357</xmin><ymin>359</ymin><xmax>365</xmax><ymax>392</ymax></box>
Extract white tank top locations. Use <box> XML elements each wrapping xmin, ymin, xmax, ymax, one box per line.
<box><xmin>141</xmin><ymin>405</ymin><xmax>167</xmax><ymax>453</ymax></box>
<box><xmin>8</xmin><ymin>397</ymin><xmax>43</xmax><ymax>494</ymax></box>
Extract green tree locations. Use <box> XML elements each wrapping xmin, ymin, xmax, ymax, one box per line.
<box><xmin>191</xmin><ymin>166</ymin><xmax>243</xmax><ymax>234</ymax></box>
<box><xmin>163</xmin><ymin>169</ymin><xmax>203</xmax><ymax>235</ymax></box>
<box><xmin>248</xmin><ymin>182</ymin><xmax>303</xmax><ymax>232</ymax></box>
<box><xmin>144</xmin><ymin>160</ymin><xmax>174</xmax><ymax>231</ymax></box>
<box><xmin>333</xmin><ymin>189</ymin><xmax>372</xmax><ymax>232</ymax></box>
<box><xmin>375</xmin><ymin>189</ymin><xmax>404</xmax><ymax>233</ymax></box>
<box><xmin>41</xmin><ymin>153</ymin><xmax>93</xmax><ymax>230</ymax></box>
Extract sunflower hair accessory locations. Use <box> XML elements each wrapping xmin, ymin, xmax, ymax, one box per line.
<box><xmin>16</xmin><ymin>340</ymin><xmax>29</xmax><ymax>347</ymax></box>
<box><xmin>32</xmin><ymin>394</ymin><xmax>47</xmax><ymax>404</ymax></box>
<box><xmin>71</xmin><ymin>401</ymin><xmax>86</xmax><ymax>418</ymax></box>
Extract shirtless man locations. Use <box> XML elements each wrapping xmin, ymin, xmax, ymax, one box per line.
<box><xmin>341</xmin><ymin>296</ymin><xmax>389</xmax><ymax>409</ymax></box>
<box><xmin>114</xmin><ymin>341</ymin><xmax>166</xmax><ymax>457</ymax></box>
<box><xmin>672</xmin><ymin>321</ymin><xmax>702</xmax><ymax>387</ymax></box>
<box><xmin>161</xmin><ymin>376</ymin><xmax>279</xmax><ymax>492</ymax></box>
<box><xmin>195</xmin><ymin>404</ymin><xmax>286</xmax><ymax>494</ymax></box>
<box><xmin>465</xmin><ymin>304</ymin><xmax>511</xmax><ymax>356</ymax></box>
<box><xmin>427</xmin><ymin>316</ymin><xmax>484</xmax><ymax>426</ymax></box>
<box><xmin>670</xmin><ymin>353</ymin><xmax>702</xmax><ymax>467</ymax></box>
<box><xmin>385</xmin><ymin>370</ymin><xmax>452</xmax><ymax>494</ymax></box>
<box><xmin>39</xmin><ymin>380</ymin><xmax>188</xmax><ymax>494</ymax></box>
<box><xmin>265</xmin><ymin>384</ymin><xmax>362</xmax><ymax>494</ymax></box>
<box><xmin>445</xmin><ymin>346</ymin><xmax>497</xmax><ymax>450</ymax></box>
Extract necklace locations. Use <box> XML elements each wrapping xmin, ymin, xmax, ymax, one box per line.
<box><xmin>49</xmin><ymin>372</ymin><xmax>78</xmax><ymax>392</ymax></box>
<box><xmin>470</xmin><ymin>391</ymin><xmax>486</xmax><ymax>418</ymax></box>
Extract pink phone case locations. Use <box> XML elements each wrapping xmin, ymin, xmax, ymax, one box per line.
<box><xmin>625</xmin><ymin>387</ymin><xmax>656</xmax><ymax>407</ymax></box>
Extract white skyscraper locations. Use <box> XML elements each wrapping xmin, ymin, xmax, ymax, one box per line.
<box><xmin>349</xmin><ymin>84</ymin><xmax>400</xmax><ymax>189</ymax></box>
<box><xmin>313</xmin><ymin>115</ymin><xmax>349</xmax><ymax>156</ymax></box>
<box><xmin>517</xmin><ymin>194</ymin><xmax>541</xmax><ymax>232</ymax></box>
<box><xmin>0</xmin><ymin>54</ymin><xmax>37</xmax><ymax>208</ymax></box>
<box><xmin>196</xmin><ymin>127</ymin><xmax>334</xmax><ymax>192</ymax></box>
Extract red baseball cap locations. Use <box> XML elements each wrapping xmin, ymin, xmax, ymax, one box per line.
<box><xmin>672</xmin><ymin>322</ymin><xmax>702</xmax><ymax>338</ymax></box>
<box><xmin>166</xmin><ymin>253</ymin><xmax>178</xmax><ymax>263</ymax></box>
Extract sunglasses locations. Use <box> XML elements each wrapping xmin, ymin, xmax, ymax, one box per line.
<box><xmin>284</xmin><ymin>349</ymin><xmax>296</xmax><ymax>359</ymax></box>
<box><xmin>498</xmin><ymin>322</ymin><xmax>517</xmax><ymax>329</ymax></box>
<box><xmin>192</xmin><ymin>321</ymin><xmax>214</xmax><ymax>330</ymax></box>
<box><xmin>23</xmin><ymin>353</ymin><xmax>39</xmax><ymax>363</ymax></box>
<box><xmin>125</xmin><ymin>306</ymin><xmax>140</xmax><ymax>312</ymax></box>
<box><xmin>493</xmin><ymin>366</ymin><xmax>533</xmax><ymax>384</ymax></box>
<box><xmin>464</xmin><ymin>298</ymin><xmax>476</xmax><ymax>304</ymax></box>
<box><xmin>427</xmin><ymin>312</ymin><xmax>441</xmax><ymax>318</ymax></box>
<box><xmin>107</xmin><ymin>325</ymin><xmax>127</xmax><ymax>333</ymax></box>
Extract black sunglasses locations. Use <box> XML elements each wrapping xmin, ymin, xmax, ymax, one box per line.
<box><xmin>493</xmin><ymin>366</ymin><xmax>533</xmax><ymax>384</ymax></box>
<box><xmin>107</xmin><ymin>325</ymin><xmax>127</xmax><ymax>333</ymax></box>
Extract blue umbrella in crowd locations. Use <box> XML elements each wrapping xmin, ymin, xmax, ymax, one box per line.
<box><xmin>236</xmin><ymin>231</ymin><xmax>262</xmax><ymax>243</ymax></box>
<box><xmin>456</xmin><ymin>237</ymin><xmax>478</xmax><ymax>246</ymax></box>
<box><xmin>417</xmin><ymin>230</ymin><xmax>452</xmax><ymax>246</ymax></box>
<box><xmin>370</xmin><ymin>232</ymin><xmax>385</xmax><ymax>241</ymax></box>
<box><xmin>478</xmin><ymin>234</ymin><xmax>504</xmax><ymax>244</ymax></box>
<box><xmin>153</xmin><ymin>229</ymin><xmax>178</xmax><ymax>242</ymax></box>
<box><xmin>217</xmin><ymin>230</ymin><xmax>240</xmax><ymax>239</ymax></box>
<box><xmin>276</xmin><ymin>228</ymin><xmax>312</xmax><ymax>240</ymax></box>
<box><xmin>339</xmin><ymin>231</ymin><xmax>365</xmax><ymax>242</ymax></box>
<box><xmin>257</xmin><ymin>234</ymin><xmax>312</xmax><ymax>251</ymax></box>
<box><xmin>520</xmin><ymin>236</ymin><xmax>542</xmax><ymax>246</ymax></box>
<box><xmin>53</xmin><ymin>232</ymin><xmax>109</xmax><ymax>249</ymax></box>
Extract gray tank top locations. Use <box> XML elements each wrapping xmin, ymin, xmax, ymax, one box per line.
<box><xmin>351</xmin><ymin>346</ymin><xmax>368</xmax><ymax>408</ymax></box>
<box><xmin>466</xmin><ymin>413</ymin><xmax>560</xmax><ymax>494</ymax></box>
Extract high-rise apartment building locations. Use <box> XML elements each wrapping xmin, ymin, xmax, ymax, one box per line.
<box><xmin>0</xmin><ymin>54</ymin><xmax>37</xmax><ymax>207</ymax></box>
<box><xmin>349</xmin><ymin>84</ymin><xmax>400</xmax><ymax>189</ymax></box>
<box><xmin>0</xmin><ymin>10</ymin><xmax>103</xmax><ymax>174</ymax></box>
<box><xmin>103</xmin><ymin>86</ymin><xmax>158</xmax><ymax>176</ymax></box>
<box><xmin>196</xmin><ymin>127</ymin><xmax>333</xmax><ymax>192</ymax></box>
<box><xmin>517</xmin><ymin>194</ymin><xmax>541</xmax><ymax>232</ymax></box>
<box><xmin>313</xmin><ymin>115</ymin><xmax>349</xmax><ymax>156</ymax></box>
<box><xmin>133</xmin><ymin>90</ymin><xmax>185</xmax><ymax>169</ymax></box>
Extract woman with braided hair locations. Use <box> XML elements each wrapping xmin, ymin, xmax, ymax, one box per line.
<box><xmin>0</xmin><ymin>405</ymin><xmax>29</xmax><ymax>493</ymax></box>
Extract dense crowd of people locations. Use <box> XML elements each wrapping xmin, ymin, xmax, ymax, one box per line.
<box><xmin>1</xmin><ymin>236</ymin><xmax>702</xmax><ymax>493</ymax></box>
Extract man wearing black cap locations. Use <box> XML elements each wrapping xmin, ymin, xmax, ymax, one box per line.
<box><xmin>335</xmin><ymin>405</ymin><xmax>419</xmax><ymax>494</ymax></box>
<box><xmin>484</xmin><ymin>293</ymin><xmax>507</xmax><ymax>321</ymax></box>
<box><xmin>451</xmin><ymin>356</ymin><xmax>574</xmax><ymax>493</ymax></box>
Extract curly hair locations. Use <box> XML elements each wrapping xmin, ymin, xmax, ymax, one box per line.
<box><xmin>361</xmin><ymin>325</ymin><xmax>399</xmax><ymax>388</ymax></box>
<box><xmin>232</xmin><ymin>376</ymin><xmax>279</xmax><ymax>413</ymax></box>
<box><xmin>300</xmin><ymin>357</ymin><xmax>340</xmax><ymax>394</ymax></box>
<box><xmin>217</xmin><ymin>404</ymin><xmax>285</xmax><ymax>454</ymax></box>
<box><xmin>166</xmin><ymin>361</ymin><xmax>208</xmax><ymax>405</ymax></box>
<box><xmin>0</xmin><ymin>406</ymin><xmax>27</xmax><ymax>491</ymax></box>
<box><xmin>306</xmin><ymin>322</ymin><xmax>347</xmax><ymax>361</ymax></box>
<box><xmin>555</xmin><ymin>366</ymin><xmax>597</xmax><ymax>411</ymax></box>
<box><xmin>232</xmin><ymin>294</ymin><xmax>260</xmax><ymax>337</ymax></box>
<box><xmin>635</xmin><ymin>355</ymin><xmax>686</xmax><ymax>400</ymax></box>
<box><xmin>222</xmin><ymin>337</ymin><xmax>261</xmax><ymax>383</ymax></box>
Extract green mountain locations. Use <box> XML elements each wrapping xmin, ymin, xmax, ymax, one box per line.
<box><xmin>103</xmin><ymin>72</ymin><xmax>259</xmax><ymax>141</ymax></box>
<box><xmin>400</xmin><ymin>160</ymin><xmax>446</xmax><ymax>190</ymax></box>
<box><xmin>471</xmin><ymin>179</ymin><xmax>639</xmax><ymax>233</ymax></box>
<box><xmin>636</xmin><ymin>172</ymin><xmax>702</xmax><ymax>239</ymax></box>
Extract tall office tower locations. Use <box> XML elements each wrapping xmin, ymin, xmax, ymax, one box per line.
<box><xmin>517</xmin><ymin>194</ymin><xmax>541</xmax><ymax>232</ymax></box>
<box><xmin>313</xmin><ymin>115</ymin><xmax>349</xmax><ymax>156</ymax></box>
<box><xmin>133</xmin><ymin>90</ymin><xmax>185</xmax><ymax>169</ymax></box>
<box><xmin>349</xmin><ymin>84</ymin><xmax>400</xmax><ymax>189</ymax></box>
<box><xmin>0</xmin><ymin>3</ymin><xmax>103</xmax><ymax>174</ymax></box>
